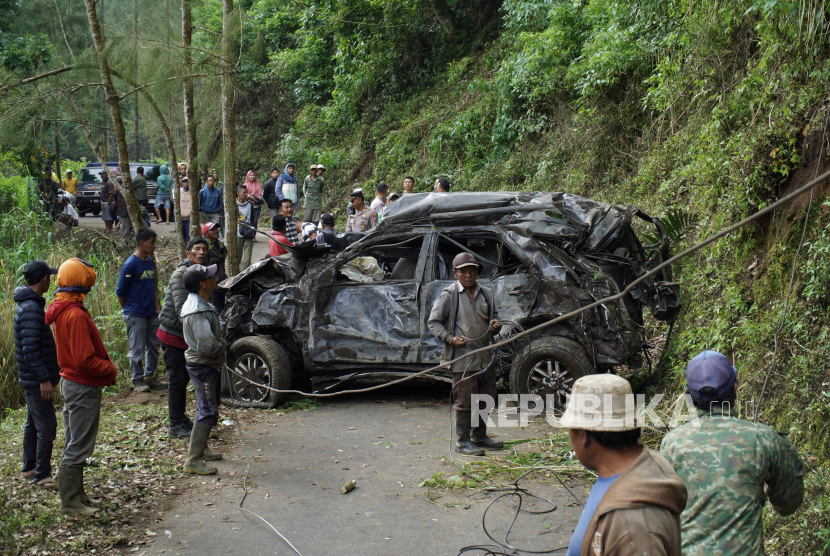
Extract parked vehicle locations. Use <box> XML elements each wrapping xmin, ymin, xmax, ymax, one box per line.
<box><xmin>219</xmin><ymin>192</ymin><xmax>681</xmax><ymax>408</ymax></box>
<box><xmin>76</xmin><ymin>162</ymin><xmax>162</xmax><ymax>216</ymax></box>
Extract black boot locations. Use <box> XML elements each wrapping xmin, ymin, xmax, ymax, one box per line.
<box><xmin>471</xmin><ymin>419</ymin><xmax>504</xmax><ymax>450</ymax></box>
<box><xmin>455</xmin><ymin>411</ymin><xmax>484</xmax><ymax>456</ymax></box>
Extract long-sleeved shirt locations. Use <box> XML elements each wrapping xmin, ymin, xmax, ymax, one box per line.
<box><xmin>198</xmin><ymin>185</ymin><xmax>223</xmax><ymax>214</ymax></box>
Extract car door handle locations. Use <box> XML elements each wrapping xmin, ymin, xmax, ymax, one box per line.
<box><xmin>394</xmin><ymin>294</ymin><xmax>416</xmax><ymax>301</ymax></box>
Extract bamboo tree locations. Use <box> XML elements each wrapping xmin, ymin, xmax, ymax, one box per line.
<box><xmin>222</xmin><ymin>0</ymin><xmax>238</xmax><ymax>275</ymax></box>
<box><xmin>183</xmin><ymin>0</ymin><xmax>201</xmax><ymax>238</ymax></box>
<box><xmin>83</xmin><ymin>0</ymin><xmax>142</xmax><ymax>230</ymax></box>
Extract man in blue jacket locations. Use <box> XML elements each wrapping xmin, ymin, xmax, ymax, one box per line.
<box><xmin>275</xmin><ymin>163</ymin><xmax>299</xmax><ymax>206</ymax></box>
<box><xmin>14</xmin><ymin>260</ymin><xmax>60</xmax><ymax>487</ymax></box>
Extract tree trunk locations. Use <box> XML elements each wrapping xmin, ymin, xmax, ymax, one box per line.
<box><xmin>133</xmin><ymin>0</ymin><xmax>140</xmax><ymax>160</ymax></box>
<box><xmin>83</xmin><ymin>0</ymin><xmax>142</xmax><ymax>231</ymax></box>
<box><xmin>54</xmin><ymin>119</ymin><xmax>61</xmax><ymax>187</ymax></box>
<box><xmin>182</xmin><ymin>0</ymin><xmax>201</xmax><ymax>238</ymax></box>
<box><xmin>429</xmin><ymin>0</ymin><xmax>456</xmax><ymax>36</ymax></box>
<box><xmin>222</xmin><ymin>0</ymin><xmax>239</xmax><ymax>275</ymax></box>
<box><xmin>100</xmin><ymin>0</ymin><xmax>108</xmax><ymax>161</ymax></box>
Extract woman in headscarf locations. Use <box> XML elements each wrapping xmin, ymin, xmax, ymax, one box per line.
<box><xmin>244</xmin><ymin>170</ymin><xmax>264</xmax><ymax>237</ymax></box>
<box><xmin>45</xmin><ymin>258</ymin><xmax>117</xmax><ymax>516</ymax></box>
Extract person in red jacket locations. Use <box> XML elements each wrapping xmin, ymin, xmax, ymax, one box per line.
<box><xmin>269</xmin><ymin>215</ymin><xmax>294</xmax><ymax>258</ymax></box>
<box><xmin>45</xmin><ymin>258</ymin><xmax>117</xmax><ymax>516</ymax></box>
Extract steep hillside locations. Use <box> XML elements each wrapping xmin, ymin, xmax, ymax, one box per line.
<box><xmin>231</xmin><ymin>1</ymin><xmax>830</xmax><ymax>551</ymax></box>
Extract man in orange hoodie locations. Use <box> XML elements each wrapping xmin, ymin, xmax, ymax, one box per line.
<box><xmin>45</xmin><ymin>258</ymin><xmax>117</xmax><ymax>516</ymax></box>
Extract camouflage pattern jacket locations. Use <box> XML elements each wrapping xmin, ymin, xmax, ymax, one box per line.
<box><xmin>660</xmin><ymin>405</ymin><xmax>805</xmax><ymax>556</ymax></box>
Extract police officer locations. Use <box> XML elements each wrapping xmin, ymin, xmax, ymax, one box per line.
<box><xmin>427</xmin><ymin>252</ymin><xmax>502</xmax><ymax>455</ymax></box>
<box><xmin>660</xmin><ymin>351</ymin><xmax>804</xmax><ymax>556</ymax></box>
<box><xmin>345</xmin><ymin>189</ymin><xmax>377</xmax><ymax>232</ymax></box>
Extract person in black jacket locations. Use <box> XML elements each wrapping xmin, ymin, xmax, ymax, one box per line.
<box><xmin>14</xmin><ymin>260</ymin><xmax>60</xmax><ymax>487</ymax></box>
<box><xmin>262</xmin><ymin>167</ymin><xmax>282</xmax><ymax>221</ymax></box>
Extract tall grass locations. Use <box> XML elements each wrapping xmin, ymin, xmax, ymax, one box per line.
<box><xmin>0</xmin><ymin>210</ymin><xmax>131</xmax><ymax>415</ymax></box>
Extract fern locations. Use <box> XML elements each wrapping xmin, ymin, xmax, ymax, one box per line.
<box><xmin>642</xmin><ymin>208</ymin><xmax>698</xmax><ymax>247</ymax></box>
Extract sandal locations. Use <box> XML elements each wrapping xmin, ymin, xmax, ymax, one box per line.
<box><xmin>33</xmin><ymin>476</ymin><xmax>53</xmax><ymax>488</ymax></box>
<box><xmin>20</xmin><ymin>470</ymin><xmax>35</xmax><ymax>480</ymax></box>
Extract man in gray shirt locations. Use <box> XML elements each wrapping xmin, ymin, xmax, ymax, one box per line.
<box><xmin>428</xmin><ymin>252</ymin><xmax>502</xmax><ymax>455</ymax></box>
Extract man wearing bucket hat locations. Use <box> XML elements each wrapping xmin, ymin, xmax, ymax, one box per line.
<box><xmin>428</xmin><ymin>252</ymin><xmax>502</xmax><ymax>456</ymax></box>
<box><xmin>562</xmin><ymin>374</ymin><xmax>686</xmax><ymax>556</ymax></box>
<box><xmin>660</xmin><ymin>351</ymin><xmax>804</xmax><ymax>556</ymax></box>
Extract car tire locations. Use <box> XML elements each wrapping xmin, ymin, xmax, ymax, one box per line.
<box><xmin>225</xmin><ymin>336</ymin><xmax>291</xmax><ymax>408</ymax></box>
<box><xmin>509</xmin><ymin>337</ymin><xmax>594</xmax><ymax>411</ymax></box>
<box><xmin>92</xmin><ymin>208</ymin><xmax>100</xmax><ymax>216</ymax></box>
<box><xmin>79</xmin><ymin>211</ymin><xmax>87</xmax><ymax>217</ymax></box>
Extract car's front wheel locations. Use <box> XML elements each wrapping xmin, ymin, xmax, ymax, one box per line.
<box><xmin>225</xmin><ymin>336</ymin><xmax>291</xmax><ymax>408</ymax></box>
<box><xmin>509</xmin><ymin>337</ymin><xmax>594</xmax><ymax>412</ymax></box>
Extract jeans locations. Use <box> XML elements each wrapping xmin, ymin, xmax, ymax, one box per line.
<box><xmin>154</xmin><ymin>194</ymin><xmax>172</xmax><ymax>209</ymax></box>
<box><xmin>181</xmin><ymin>220</ymin><xmax>190</xmax><ymax>243</ymax></box>
<box><xmin>236</xmin><ymin>237</ymin><xmax>253</xmax><ymax>270</ymax></box>
<box><xmin>452</xmin><ymin>367</ymin><xmax>498</xmax><ymax>412</ymax></box>
<box><xmin>186</xmin><ymin>364</ymin><xmax>221</xmax><ymax>426</ymax></box>
<box><xmin>252</xmin><ymin>205</ymin><xmax>262</xmax><ymax>232</ymax></box>
<box><xmin>124</xmin><ymin>315</ymin><xmax>161</xmax><ymax>381</ymax></box>
<box><xmin>22</xmin><ymin>386</ymin><xmax>57</xmax><ymax>481</ymax></box>
<box><xmin>163</xmin><ymin>342</ymin><xmax>190</xmax><ymax>427</ymax></box>
<box><xmin>61</xmin><ymin>378</ymin><xmax>103</xmax><ymax>469</ymax></box>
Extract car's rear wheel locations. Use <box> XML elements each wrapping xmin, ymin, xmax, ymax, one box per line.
<box><xmin>91</xmin><ymin>208</ymin><xmax>100</xmax><ymax>216</ymax></box>
<box><xmin>79</xmin><ymin>210</ymin><xmax>87</xmax><ymax>217</ymax></box>
<box><xmin>509</xmin><ymin>337</ymin><xmax>594</xmax><ymax>412</ymax></box>
<box><xmin>225</xmin><ymin>336</ymin><xmax>291</xmax><ymax>408</ymax></box>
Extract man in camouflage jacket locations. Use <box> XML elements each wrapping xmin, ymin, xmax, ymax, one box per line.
<box><xmin>660</xmin><ymin>351</ymin><xmax>804</xmax><ymax>556</ymax></box>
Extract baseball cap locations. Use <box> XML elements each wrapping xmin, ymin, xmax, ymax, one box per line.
<box><xmin>23</xmin><ymin>260</ymin><xmax>59</xmax><ymax>283</ymax></box>
<box><xmin>686</xmin><ymin>350</ymin><xmax>737</xmax><ymax>399</ymax></box>
<box><xmin>317</xmin><ymin>164</ymin><xmax>326</xmax><ymax>171</ymax></box>
<box><xmin>183</xmin><ymin>264</ymin><xmax>218</xmax><ymax>292</ymax></box>
<box><xmin>320</xmin><ymin>213</ymin><xmax>335</xmax><ymax>226</ymax></box>
<box><xmin>388</xmin><ymin>191</ymin><xmax>400</xmax><ymax>200</ymax></box>
<box><xmin>310</xmin><ymin>164</ymin><xmax>318</xmax><ymax>170</ymax></box>
<box><xmin>452</xmin><ymin>252</ymin><xmax>480</xmax><ymax>270</ymax></box>
<box><xmin>201</xmin><ymin>222</ymin><xmax>217</xmax><ymax>235</ymax></box>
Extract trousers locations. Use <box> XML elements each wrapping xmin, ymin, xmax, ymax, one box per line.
<box><xmin>124</xmin><ymin>315</ymin><xmax>161</xmax><ymax>381</ymax></box>
<box><xmin>236</xmin><ymin>237</ymin><xmax>253</xmax><ymax>270</ymax></box>
<box><xmin>452</xmin><ymin>367</ymin><xmax>498</xmax><ymax>412</ymax></box>
<box><xmin>163</xmin><ymin>342</ymin><xmax>190</xmax><ymax>426</ymax></box>
<box><xmin>61</xmin><ymin>378</ymin><xmax>103</xmax><ymax>468</ymax></box>
<box><xmin>22</xmin><ymin>386</ymin><xmax>57</xmax><ymax>481</ymax></box>
<box><xmin>186</xmin><ymin>364</ymin><xmax>221</xmax><ymax>426</ymax></box>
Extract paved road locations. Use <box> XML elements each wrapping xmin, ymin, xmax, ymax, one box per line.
<box><xmin>147</xmin><ymin>384</ymin><xmax>583</xmax><ymax>556</ymax></box>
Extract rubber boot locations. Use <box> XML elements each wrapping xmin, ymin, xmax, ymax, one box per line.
<box><xmin>202</xmin><ymin>441</ymin><xmax>223</xmax><ymax>462</ymax></box>
<box><xmin>471</xmin><ymin>419</ymin><xmax>504</xmax><ymax>450</ymax></box>
<box><xmin>58</xmin><ymin>466</ymin><xmax>98</xmax><ymax>516</ymax></box>
<box><xmin>455</xmin><ymin>411</ymin><xmax>484</xmax><ymax>456</ymax></box>
<box><xmin>183</xmin><ymin>423</ymin><xmax>218</xmax><ymax>475</ymax></box>
<box><xmin>56</xmin><ymin>468</ymin><xmax>101</xmax><ymax>506</ymax></box>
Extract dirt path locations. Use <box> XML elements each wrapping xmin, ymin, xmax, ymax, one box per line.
<box><xmin>142</xmin><ymin>384</ymin><xmax>584</xmax><ymax>556</ymax></box>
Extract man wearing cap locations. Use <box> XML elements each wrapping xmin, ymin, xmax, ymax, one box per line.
<box><xmin>428</xmin><ymin>253</ymin><xmax>502</xmax><ymax>455</ymax></box>
<box><xmin>203</xmin><ymin>222</ymin><xmax>228</xmax><ymax>313</ymax></box>
<box><xmin>45</xmin><ymin>258</ymin><xmax>118</xmax><ymax>515</ymax></box>
<box><xmin>562</xmin><ymin>374</ymin><xmax>686</xmax><ymax>556</ymax></box>
<box><xmin>660</xmin><ymin>351</ymin><xmax>804</xmax><ymax>556</ymax></box>
<box><xmin>62</xmin><ymin>170</ymin><xmax>78</xmax><ymax>196</ymax></box>
<box><xmin>316</xmin><ymin>213</ymin><xmax>336</xmax><ymax>245</ymax></box>
<box><xmin>379</xmin><ymin>191</ymin><xmax>400</xmax><ymax>221</ymax></box>
<box><xmin>302</xmin><ymin>164</ymin><xmax>325</xmax><ymax>223</ymax></box>
<box><xmin>345</xmin><ymin>189</ymin><xmax>378</xmax><ymax>232</ymax></box>
<box><xmin>180</xmin><ymin>264</ymin><xmax>226</xmax><ymax>475</ymax></box>
<box><xmin>158</xmin><ymin>238</ymin><xmax>209</xmax><ymax>437</ymax></box>
<box><xmin>14</xmin><ymin>260</ymin><xmax>60</xmax><ymax>488</ymax></box>
<box><xmin>269</xmin><ymin>215</ymin><xmax>294</xmax><ymax>258</ymax></box>
<box><xmin>117</xmin><ymin>228</ymin><xmax>162</xmax><ymax>393</ymax></box>
<box><xmin>370</xmin><ymin>182</ymin><xmax>388</xmax><ymax>216</ymax></box>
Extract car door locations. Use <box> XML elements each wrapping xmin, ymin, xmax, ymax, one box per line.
<box><xmin>308</xmin><ymin>234</ymin><xmax>429</xmax><ymax>365</ymax></box>
<box><xmin>420</xmin><ymin>231</ymin><xmax>540</xmax><ymax>364</ymax></box>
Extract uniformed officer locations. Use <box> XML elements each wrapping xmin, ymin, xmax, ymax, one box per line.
<box><xmin>660</xmin><ymin>351</ymin><xmax>805</xmax><ymax>556</ymax></box>
<box><xmin>345</xmin><ymin>189</ymin><xmax>377</xmax><ymax>232</ymax></box>
<box><xmin>427</xmin><ymin>252</ymin><xmax>503</xmax><ymax>455</ymax></box>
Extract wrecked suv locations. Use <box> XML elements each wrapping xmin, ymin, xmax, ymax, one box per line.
<box><xmin>219</xmin><ymin>192</ymin><xmax>680</xmax><ymax>408</ymax></box>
